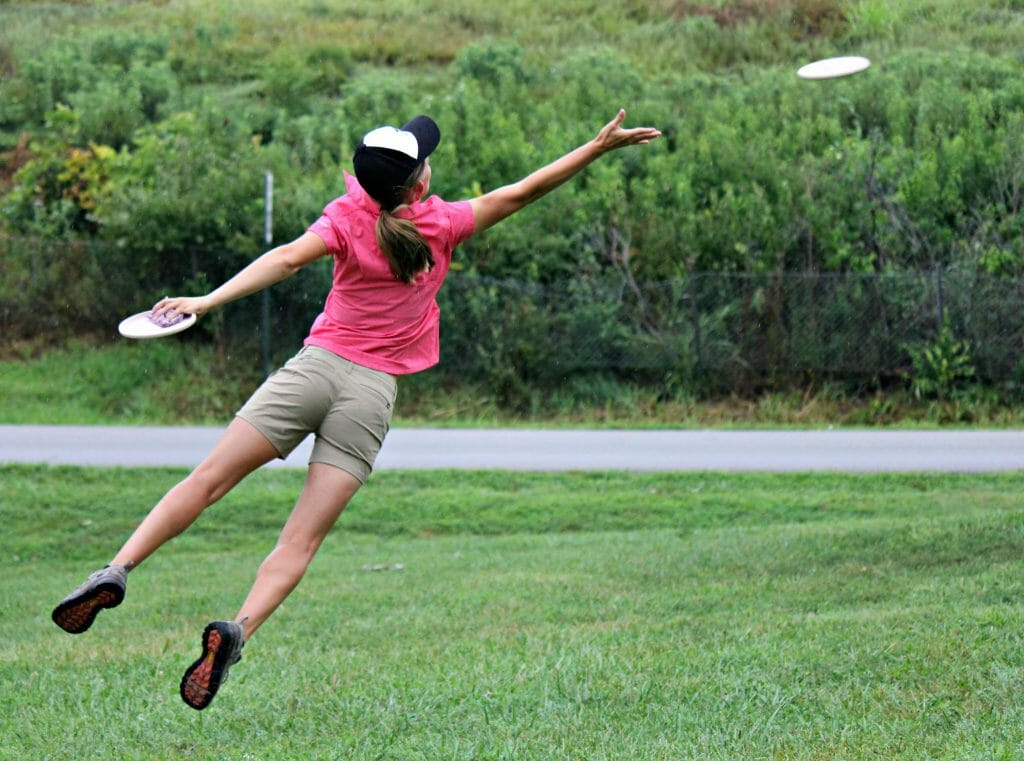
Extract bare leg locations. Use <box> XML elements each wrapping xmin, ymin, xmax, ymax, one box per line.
<box><xmin>111</xmin><ymin>418</ymin><xmax>279</xmax><ymax>568</ymax></box>
<box><xmin>234</xmin><ymin>462</ymin><xmax>362</xmax><ymax>639</ymax></box>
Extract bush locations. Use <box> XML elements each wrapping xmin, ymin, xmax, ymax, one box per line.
<box><xmin>905</xmin><ymin>319</ymin><xmax>976</xmax><ymax>401</ymax></box>
<box><xmin>3</xmin><ymin>8</ymin><xmax>1024</xmax><ymax>406</ymax></box>
<box><xmin>68</xmin><ymin>81</ymin><xmax>147</xmax><ymax>150</ymax></box>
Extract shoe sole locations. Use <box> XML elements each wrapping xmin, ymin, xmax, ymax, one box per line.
<box><xmin>51</xmin><ymin>583</ymin><xmax>125</xmax><ymax>634</ymax></box>
<box><xmin>180</xmin><ymin>622</ymin><xmax>236</xmax><ymax>710</ymax></box>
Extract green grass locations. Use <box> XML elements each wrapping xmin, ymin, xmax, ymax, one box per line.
<box><xmin>2</xmin><ymin>465</ymin><xmax>1024</xmax><ymax>758</ymax></box>
<box><xmin>0</xmin><ymin>339</ymin><xmax>262</xmax><ymax>425</ymax></box>
<box><xmin>3</xmin><ymin>339</ymin><xmax>1024</xmax><ymax>428</ymax></box>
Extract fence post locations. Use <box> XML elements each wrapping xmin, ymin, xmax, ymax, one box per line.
<box><xmin>261</xmin><ymin>171</ymin><xmax>274</xmax><ymax>379</ymax></box>
<box><xmin>689</xmin><ymin>274</ymin><xmax>703</xmax><ymax>369</ymax></box>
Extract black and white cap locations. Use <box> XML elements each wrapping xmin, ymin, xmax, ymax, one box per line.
<box><xmin>353</xmin><ymin>115</ymin><xmax>440</xmax><ymax>209</ymax></box>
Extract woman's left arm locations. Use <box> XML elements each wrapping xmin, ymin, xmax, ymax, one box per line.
<box><xmin>153</xmin><ymin>232</ymin><xmax>328</xmax><ymax>320</ymax></box>
<box><xmin>468</xmin><ymin>110</ymin><xmax>660</xmax><ymax>235</ymax></box>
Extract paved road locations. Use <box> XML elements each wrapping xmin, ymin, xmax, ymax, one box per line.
<box><xmin>2</xmin><ymin>424</ymin><xmax>1023</xmax><ymax>472</ymax></box>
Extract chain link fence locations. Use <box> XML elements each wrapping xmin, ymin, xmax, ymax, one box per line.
<box><xmin>436</xmin><ymin>271</ymin><xmax>1023</xmax><ymax>392</ymax></box>
<box><xmin>2</xmin><ymin>237</ymin><xmax>1021</xmax><ymax>390</ymax></box>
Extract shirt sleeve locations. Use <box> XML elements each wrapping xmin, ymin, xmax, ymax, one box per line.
<box><xmin>446</xmin><ymin>200</ymin><xmax>475</xmax><ymax>247</ymax></box>
<box><xmin>307</xmin><ymin>214</ymin><xmax>344</xmax><ymax>255</ymax></box>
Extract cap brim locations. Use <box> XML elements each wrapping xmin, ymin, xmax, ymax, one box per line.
<box><xmin>401</xmin><ymin>115</ymin><xmax>440</xmax><ymax>161</ymax></box>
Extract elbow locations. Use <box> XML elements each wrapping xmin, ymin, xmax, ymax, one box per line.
<box><xmin>512</xmin><ymin>181</ymin><xmax>543</xmax><ymax>207</ymax></box>
<box><xmin>500</xmin><ymin>184</ymin><xmax>537</xmax><ymax>217</ymax></box>
<box><xmin>275</xmin><ymin>247</ymin><xmax>306</xmax><ymax>277</ymax></box>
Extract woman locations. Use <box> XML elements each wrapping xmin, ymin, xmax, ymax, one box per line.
<box><xmin>51</xmin><ymin>110</ymin><xmax>660</xmax><ymax>709</ymax></box>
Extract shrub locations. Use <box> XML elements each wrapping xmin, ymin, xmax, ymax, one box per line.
<box><xmin>905</xmin><ymin>319</ymin><xmax>976</xmax><ymax>401</ymax></box>
<box><xmin>68</xmin><ymin>80</ymin><xmax>147</xmax><ymax>150</ymax></box>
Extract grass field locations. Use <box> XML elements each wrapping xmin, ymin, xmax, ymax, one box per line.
<box><xmin>4</xmin><ymin>339</ymin><xmax>1024</xmax><ymax>428</ymax></box>
<box><xmin>2</xmin><ymin>464</ymin><xmax>1024</xmax><ymax>759</ymax></box>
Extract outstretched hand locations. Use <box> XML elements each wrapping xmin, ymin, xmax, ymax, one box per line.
<box><xmin>593</xmin><ymin>109</ymin><xmax>661</xmax><ymax>153</ymax></box>
<box><xmin>152</xmin><ymin>295</ymin><xmax>212</xmax><ymax>321</ymax></box>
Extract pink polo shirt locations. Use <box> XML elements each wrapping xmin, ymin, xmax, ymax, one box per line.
<box><xmin>304</xmin><ymin>173</ymin><xmax>475</xmax><ymax>375</ymax></box>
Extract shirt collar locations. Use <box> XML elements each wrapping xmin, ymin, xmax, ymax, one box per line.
<box><xmin>343</xmin><ymin>172</ymin><xmax>380</xmax><ymax>212</ymax></box>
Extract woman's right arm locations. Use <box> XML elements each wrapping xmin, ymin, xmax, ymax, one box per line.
<box><xmin>468</xmin><ymin>110</ymin><xmax>660</xmax><ymax>235</ymax></box>
<box><xmin>152</xmin><ymin>231</ymin><xmax>328</xmax><ymax>320</ymax></box>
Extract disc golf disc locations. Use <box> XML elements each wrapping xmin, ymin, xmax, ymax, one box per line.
<box><xmin>118</xmin><ymin>310</ymin><xmax>197</xmax><ymax>339</ymax></box>
<box><xmin>797</xmin><ymin>56</ymin><xmax>871</xmax><ymax>80</ymax></box>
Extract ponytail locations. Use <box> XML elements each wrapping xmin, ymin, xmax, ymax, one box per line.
<box><xmin>374</xmin><ymin>163</ymin><xmax>434</xmax><ymax>284</ymax></box>
<box><xmin>376</xmin><ymin>207</ymin><xmax>434</xmax><ymax>284</ymax></box>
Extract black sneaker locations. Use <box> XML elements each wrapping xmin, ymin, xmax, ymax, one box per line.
<box><xmin>180</xmin><ymin>620</ymin><xmax>246</xmax><ymax>710</ymax></box>
<box><xmin>51</xmin><ymin>562</ymin><xmax>132</xmax><ymax>634</ymax></box>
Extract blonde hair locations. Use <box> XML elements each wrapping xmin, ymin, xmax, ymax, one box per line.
<box><xmin>375</xmin><ymin>163</ymin><xmax>434</xmax><ymax>284</ymax></box>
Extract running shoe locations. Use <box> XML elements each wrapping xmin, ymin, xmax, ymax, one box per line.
<box><xmin>180</xmin><ymin>619</ymin><xmax>246</xmax><ymax>710</ymax></box>
<box><xmin>51</xmin><ymin>562</ymin><xmax>132</xmax><ymax>634</ymax></box>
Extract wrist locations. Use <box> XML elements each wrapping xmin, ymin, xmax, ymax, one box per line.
<box><xmin>587</xmin><ymin>138</ymin><xmax>608</xmax><ymax>157</ymax></box>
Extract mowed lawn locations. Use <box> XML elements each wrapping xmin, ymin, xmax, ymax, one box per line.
<box><xmin>1</xmin><ymin>466</ymin><xmax>1023</xmax><ymax>760</ymax></box>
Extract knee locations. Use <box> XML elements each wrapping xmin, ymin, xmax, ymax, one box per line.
<box><xmin>185</xmin><ymin>462</ymin><xmax>236</xmax><ymax>504</ymax></box>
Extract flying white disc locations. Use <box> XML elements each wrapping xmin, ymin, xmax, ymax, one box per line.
<box><xmin>797</xmin><ymin>56</ymin><xmax>871</xmax><ymax>80</ymax></box>
<box><xmin>118</xmin><ymin>310</ymin><xmax>197</xmax><ymax>339</ymax></box>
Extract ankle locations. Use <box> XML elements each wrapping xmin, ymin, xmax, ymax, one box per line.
<box><xmin>236</xmin><ymin>616</ymin><xmax>251</xmax><ymax>641</ymax></box>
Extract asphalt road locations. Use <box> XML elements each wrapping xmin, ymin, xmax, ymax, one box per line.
<box><xmin>2</xmin><ymin>424</ymin><xmax>1023</xmax><ymax>472</ymax></box>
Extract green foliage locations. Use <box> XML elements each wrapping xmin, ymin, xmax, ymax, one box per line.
<box><xmin>454</xmin><ymin>41</ymin><xmax>528</xmax><ymax>87</ymax></box>
<box><xmin>905</xmin><ymin>317</ymin><xmax>976</xmax><ymax>401</ymax></box>
<box><xmin>86</xmin><ymin>27</ymin><xmax>169</xmax><ymax>69</ymax></box>
<box><xmin>4</xmin><ymin>338</ymin><xmax>1024</xmax><ymax>427</ymax></box>
<box><xmin>1</xmin><ymin>108</ymin><xmax>114</xmax><ymax>237</ymax></box>
<box><xmin>0</xmin><ymin>27</ymin><xmax>171</xmax><ymax>127</ymax></box>
<box><xmin>304</xmin><ymin>43</ymin><xmax>355</xmax><ymax>97</ymax></box>
<box><xmin>67</xmin><ymin>80</ymin><xmax>147</xmax><ymax>150</ymax></box>
<box><xmin>848</xmin><ymin>0</ymin><xmax>903</xmax><ymax>42</ymax></box>
<box><xmin>3</xmin><ymin>1</ymin><xmax>1024</xmax><ymax>404</ymax></box>
<box><xmin>5</xmin><ymin>11</ymin><xmax>1024</xmax><ymax>283</ymax></box>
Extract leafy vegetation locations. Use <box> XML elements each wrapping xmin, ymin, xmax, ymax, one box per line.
<box><xmin>905</xmin><ymin>316</ymin><xmax>976</xmax><ymax>402</ymax></box>
<box><xmin>1</xmin><ymin>0</ymin><xmax>1023</xmax><ymax>410</ymax></box>
<box><xmin>4</xmin><ymin>338</ymin><xmax>1024</xmax><ymax>427</ymax></box>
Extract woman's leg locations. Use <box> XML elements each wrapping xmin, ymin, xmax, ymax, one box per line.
<box><xmin>180</xmin><ymin>463</ymin><xmax>359</xmax><ymax>708</ymax></box>
<box><xmin>54</xmin><ymin>417</ymin><xmax>281</xmax><ymax>635</ymax></box>
<box><xmin>111</xmin><ymin>417</ymin><xmax>280</xmax><ymax>568</ymax></box>
<box><xmin>234</xmin><ymin>462</ymin><xmax>362</xmax><ymax>639</ymax></box>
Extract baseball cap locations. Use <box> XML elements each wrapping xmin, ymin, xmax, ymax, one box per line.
<box><xmin>353</xmin><ymin>115</ymin><xmax>441</xmax><ymax>209</ymax></box>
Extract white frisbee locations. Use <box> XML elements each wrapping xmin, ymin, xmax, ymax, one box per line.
<box><xmin>797</xmin><ymin>56</ymin><xmax>871</xmax><ymax>80</ymax></box>
<box><xmin>118</xmin><ymin>310</ymin><xmax>197</xmax><ymax>339</ymax></box>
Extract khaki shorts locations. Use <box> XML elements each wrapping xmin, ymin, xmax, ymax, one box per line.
<box><xmin>236</xmin><ymin>345</ymin><xmax>397</xmax><ymax>483</ymax></box>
